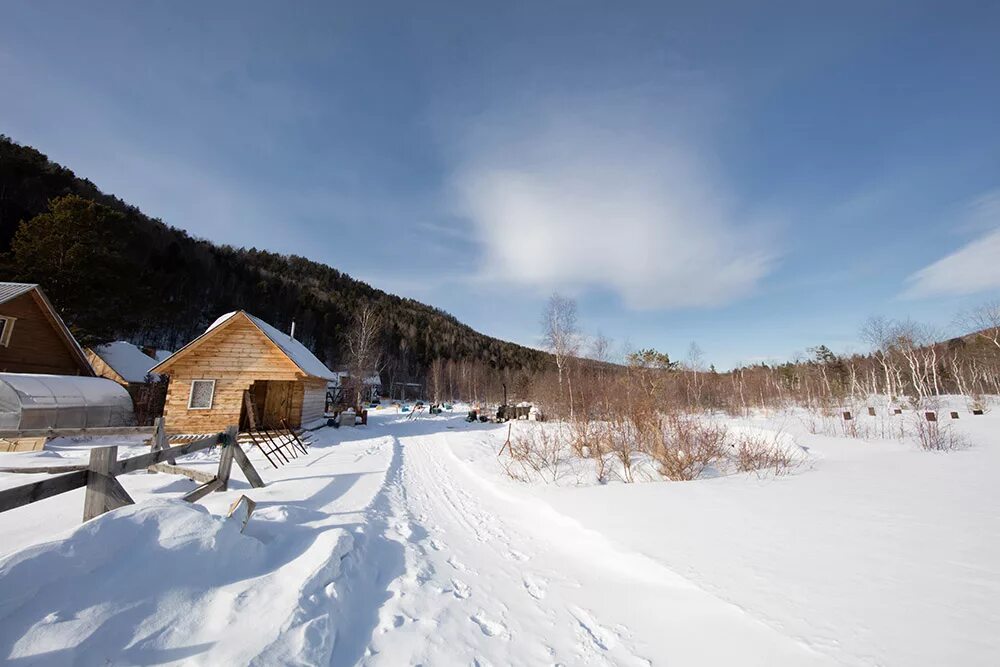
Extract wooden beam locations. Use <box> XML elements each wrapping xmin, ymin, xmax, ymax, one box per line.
<box><xmin>146</xmin><ymin>417</ymin><xmax>174</xmax><ymax>473</ymax></box>
<box><xmin>0</xmin><ymin>470</ymin><xmax>88</xmax><ymax>513</ymax></box>
<box><xmin>147</xmin><ymin>463</ymin><xmax>215</xmax><ymax>484</ymax></box>
<box><xmin>182</xmin><ymin>477</ymin><xmax>223</xmax><ymax>503</ymax></box>
<box><xmin>232</xmin><ymin>443</ymin><xmax>266</xmax><ymax>488</ymax></box>
<box><xmin>114</xmin><ymin>433</ymin><xmax>221</xmax><ymax>476</ymax></box>
<box><xmin>0</xmin><ymin>426</ymin><xmax>156</xmax><ymax>439</ymax></box>
<box><xmin>215</xmin><ymin>426</ymin><xmax>238</xmax><ymax>492</ymax></box>
<box><xmin>0</xmin><ymin>464</ymin><xmax>88</xmax><ymax>474</ymax></box>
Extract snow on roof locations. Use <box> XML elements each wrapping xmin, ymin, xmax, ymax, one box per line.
<box><xmin>208</xmin><ymin>311</ymin><xmax>335</xmax><ymax>380</ymax></box>
<box><xmin>0</xmin><ymin>282</ymin><xmax>38</xmax><ymax>305</ymax></box>
<box><xmin>328</xmin><ymin>371</ymin><xmax>381</xmax><ymax>387</ymax></box>
<box><xmin>152</xmin><ymin>349</ymin><xmax>173</xmax><ymax>362</ymax></box>
<box><xmin>91</xmin><ymin>341</ymin><xmax>158</xmax><ymax>383</ymax></box>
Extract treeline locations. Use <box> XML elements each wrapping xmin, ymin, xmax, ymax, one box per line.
<box><xmin>0</xmin><ymin>135</ymin><xmax>550</xmax><ymax>379</ymax></box>
<box><xmin>513</xmin><ymin>316</ymin><xmax>1000</xmax><ymax>420</ymax></box>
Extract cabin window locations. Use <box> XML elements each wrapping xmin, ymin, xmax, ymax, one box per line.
<box><xmin>0</xmin><ymin>317</ymin><xmax>15</xmax><ymax>347</ymax></box>
<box><xmin>188</xmin><ymin>379</ymin><xmax>216</xmax><ymax>409</ymax></box>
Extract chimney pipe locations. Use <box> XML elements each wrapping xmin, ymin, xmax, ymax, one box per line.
<box><xmin>290</xmin><ymin>320</ymin><xmax>296</xmax><ymax>340</ymax></box>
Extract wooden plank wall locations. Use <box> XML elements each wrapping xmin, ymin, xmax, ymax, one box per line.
<box><xmin>161</xmin><ymin>317</ymin><xmax>303</xmax><ymax>434</ymax></box>
<box><xmin>300</xmin><ymin>379</ymin><xmax>328</xmax><ymax>426</ymax></box>
<box><xmin>0</xmin><ymin>293</ymin><xmax>88</xmax><ymax>375</ymax></box>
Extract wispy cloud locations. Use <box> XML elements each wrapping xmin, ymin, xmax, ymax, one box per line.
<box><xmin>449</xmin><ymin>99</ymin><xmax>778</xmax><ymax>310</ymax></box>
<box><xmin>904</xmin><ymin>190</ymin><xmax>1000</xmax><ymax>298</ymax></box>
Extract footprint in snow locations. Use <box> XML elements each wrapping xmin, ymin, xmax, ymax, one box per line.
<box><xmin>569</xmin><ymin>606</ymin><xmax>616</xmax><ymax>651</ymax></box>
<box><xmin>523</xmin><ymin>576</ymin><xmax>546</xmax><ymax>600</ymax></box>
<box><xmin>447</xmin><ymin>556</ymin><xmax>473</xmax><ymax>573</ymax></box>
<box><xmin>428</xmin><ymin>538</ymin><xmax>445</xmax><ymax>551</ymax></box>
<box><xmin>451</xmin><ymin>578</ymin><xmax>471</xmax><ymax>599</ymax></box>
<box><xmin>470</xmin><ymin>612</ymin><xmax>508</xmax><ymax>638</ymax></box>
<box><xmin>506</xmin><ymin>549</ymin><xmax>529</xmax><ymax>562</ymax></box>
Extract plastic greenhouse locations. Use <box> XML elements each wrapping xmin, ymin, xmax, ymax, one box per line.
<box><xmin>0</xmin><ymin>373</ymin><xmax>136</xmax><ymax>431</ymax></box>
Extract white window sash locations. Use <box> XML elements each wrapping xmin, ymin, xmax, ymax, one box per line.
<box><xmin>187</xmin><ymin>379</ymin><xmax>216</xmax><ymax>410</ymax></box>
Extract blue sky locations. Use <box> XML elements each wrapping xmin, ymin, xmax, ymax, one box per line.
<box><xmin>2</xmin><ymin>1</ymin><xmax>998</xmax><ymax>368</ymax></box>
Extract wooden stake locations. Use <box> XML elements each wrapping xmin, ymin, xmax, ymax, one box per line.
<box><xmin>498</xmin><ymin>424</ymin><xmax>512</xmax><ymax>457</ymax></box>
<box><xmin>232</xmin><ymin>443</ymin><xmax>266</xmax><ymax>488</ymax></box>
<box><xmin>83</xmin><ymin>446</ymin><xmax>134</xmax><ymax>521</ymax></box>
<box><xmin>216</xmin><ymin>426</ymin><xmax>238</xmax><ymax>492</ymax></box>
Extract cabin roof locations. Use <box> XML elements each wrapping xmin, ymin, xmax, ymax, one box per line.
<box><xmin>89</xmin><ymin>341</ymin><xmax>159</xmax><ymax>383</ymax></box>
<box><xmin>0</xmin><ymin>282</ymin><xmax>38</xmax><ymax>305</ymax></box>
<box><xmin>0</xmin><ymin>282</ymin><xmax>94</xmax><ymax>376</ymax></box>
<box><xmin>153</xmin><ymin>310</ymin><xmax>335</xmax><ymax>381</ymax></box>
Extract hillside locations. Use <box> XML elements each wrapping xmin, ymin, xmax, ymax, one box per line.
<box><xmin>0</xmin><ymin>135</ymin><xmax>550</xmax><ymax>380</ymax></box>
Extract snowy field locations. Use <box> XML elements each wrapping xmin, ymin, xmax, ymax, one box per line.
<box><xmin>1</xmin><ymin>405</ymin><xmax>998</xmax><ymax>665</ymax></box>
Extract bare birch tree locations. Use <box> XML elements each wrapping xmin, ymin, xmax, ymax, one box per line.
<box><xmin>542</xmin><ymin>293</ymin><xmax>580</xmax><ymax>418</ymax></box>
<box><xmin>965</xmin><ymin>300</ymin><xmax>1000</xmax><ymax>351</ymax></box>
<box><xmin>345</xmin><ymin>303</ymin><xmax>383</xmax><ymax>408</ymax></box>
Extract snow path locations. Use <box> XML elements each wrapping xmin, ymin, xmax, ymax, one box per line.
<box><xmin>343</xmin><ymin>424</ymin><xmax>832</xmax><ymax>666</ymax></box>
<box><xmin>12</xmin><ymin>409</ymin><xmax>990</xmax><ymax>664</ymax></box>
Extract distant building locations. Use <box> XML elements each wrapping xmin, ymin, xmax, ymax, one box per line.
<box><xmin>85</xmin><ymin>341</ymin><xmax>160</xmax><ymax>386</ymax></box>
<box><xmin>329</xmin><ymin>370</ymin><xmax>382</xmax><ymax>405</ymax></box>
<box><xmin>85</xmin><ymin>341</ymin><xmax>168</xmax><ymax>426</ymax></box>
<box><xmin>151</xmin><ymin>311</ymin><xmax>336</xmax><ymax>434</ymax></box>
<box><xmin>0</xmin><ymin>283</ymin><xmax>93</xmax><ymax>376</ymax></box>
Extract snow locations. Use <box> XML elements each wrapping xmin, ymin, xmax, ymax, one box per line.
<box><xmin>90</xmin><ymin>341</ymin><xmax>158</xmax><ymax>383</ymax></box>
<box><xmin>330</xmin><ymin>371</ymin><xmax>382</xmax><ymax>388</ymax></box>
<box><xmin>0</xmin><ymin>404</ymin><xmax>998</xmax><ymax>665</ymax></box>
<box><xmin>208</xmin><ymin>311</ymin><xmax>335</xmax><ymax>380</ymax></box>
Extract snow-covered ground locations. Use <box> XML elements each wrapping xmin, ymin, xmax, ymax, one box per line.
<box><xmin>1</xmin><ymin>404</ymin><xmax>998</xmax><ymax>665</ymax></box>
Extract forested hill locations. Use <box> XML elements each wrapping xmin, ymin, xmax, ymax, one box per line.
<box><xmin>0</xmin><ymin>135</ymin><xmax>550</xmax><ymax>378</ymax></box>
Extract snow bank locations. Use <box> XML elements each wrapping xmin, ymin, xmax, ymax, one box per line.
<box><xmin>0</xmin><ymin>500</ymin><xmax>268</xmax><ymax>663</ymax></box>
<box><xmin>0</xmin><ymin>427</ymin><xmax>376</xmax><ymax>666</ymax></box>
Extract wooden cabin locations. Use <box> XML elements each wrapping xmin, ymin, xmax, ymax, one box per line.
<box><xmin>85</xmin><ymin>341</ymin><xmax>159</xmax><ymax>386</ymax></box>
<box><xmin>85</xmin><ymin>341</ymin><xmax>168</xmax><ymax>426</ymax></box>
<box><xmin>151</xmin><ymin>311</ymin><xmax>335</xmax><ymax>435</ymax></box>
<box><xmin>0</xmin><ymin>283</ymin><xmax>94</xmax><ymax>376</ymax></box>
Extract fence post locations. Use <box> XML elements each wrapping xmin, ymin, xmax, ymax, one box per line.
<box><xmin>216</xmin><ymin>426</ymin><xmax>238</xmax><ymax>492</ymax></box>
<box><xmin>147</xmin><ymin>417</ymin><xmax>173</xmax><ymax>473</ymax></box>
<box><xmin>83</xmin><ymin>446</ymin><xmax>134</xmax><ymax>521</ymax></box>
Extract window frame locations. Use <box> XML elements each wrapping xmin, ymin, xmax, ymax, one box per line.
<box><xmin>187</xmin><ymin>379</ymin><xmax>216</xmax><ymax>410</ymax></box>
<box><xmin>0</xmin><ymin>316</ymin><xmax>16</xmax><ymax>347</ymax></box>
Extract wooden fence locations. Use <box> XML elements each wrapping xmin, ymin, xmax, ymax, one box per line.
<box><xmin>0</xmin><ymin>420</ymin><xmax>264</xmax><ymax>522</ymax></box>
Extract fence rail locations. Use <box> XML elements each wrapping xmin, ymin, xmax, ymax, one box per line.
<box><xmin>0</xmin><ymin>420</ymin><xmax>264</xmax><ymax>520</ymax></box>
<box><xmin>0</xmin><ymin>426</ymin><xmax>156</xmax><ymax>439</ymax></box>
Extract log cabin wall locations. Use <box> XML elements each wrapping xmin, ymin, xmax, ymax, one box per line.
<box><xmin>0</xmin><ymin>292</ymin><xmax>91</xmax><ymax>375</ymax></box>
<box><xmin>161</xmin><ymin>317</ymin><xmax>304</xmax><ymax>434</ymax></box>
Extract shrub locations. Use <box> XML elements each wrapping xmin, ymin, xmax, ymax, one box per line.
<box><xmin>653</xmin><ymin>415</ymin><xmax>728</xmax><ymax>481</ymax></box>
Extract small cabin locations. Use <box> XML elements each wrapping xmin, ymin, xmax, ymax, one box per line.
<box><xmin>85</xmin><ymin>341</ymin><xmax>160</xmax><ymax>386</ymax></box>
<box><xmin>151</xmin><ymin>311</ymin><xmax>335</xmax><ymax>435</ymax></box>
<box><xmin>85</xmin><ymin>341</ymin><xmax>168</xmax><ymax>426</ymax></box>
<box><xmin>0</xmin><ymin>283</ymin><xmax>94</xmax><ymax>376</ymax></box>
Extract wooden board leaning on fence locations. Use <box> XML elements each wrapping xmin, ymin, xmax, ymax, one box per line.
<box><xmin>0</xmin><ymin>418</ymin><xmax>266</xmax><ymax>522</ymax></box>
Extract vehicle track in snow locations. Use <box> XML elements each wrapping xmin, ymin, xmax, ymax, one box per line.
<box><xmin>356</xmin><ymin>430</ymin><xmax>652</xmax><ymax>666</ymax></box>
<box><xmin>339</xmin><ymin>422</ymin><xmax>833</xmax><ymax>666</ymax></box>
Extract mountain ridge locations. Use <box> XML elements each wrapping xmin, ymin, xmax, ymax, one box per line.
<box><xmin>0</xmin><ymin>135</ymin><xmax>550</xmax><ymax>379</ymax></box>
